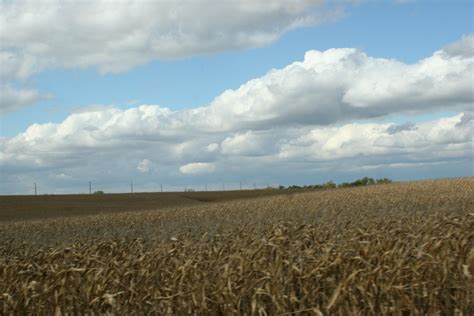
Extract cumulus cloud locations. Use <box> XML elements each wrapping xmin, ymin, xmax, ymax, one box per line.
<box><xmin>203</xmin><ymin>38</ymin><xmax>473</xmax><ymax>131</ymax></box>
<box><xmin>206</xmin><ymin>143</ymin><xmax>219</xmax><ymax>153</ymax></box>
<box><xmin>1</xmin><ymin>37</ymin><xmax>471</xmax><ymax>138</ymax></box>
<box><xmin>1</xmin><ymin>111</ymin><xmax>471</xmax><ymax>194</ymax></box>
<box><xmin>221</xmin><ymin>131</ymin><xmax>278</xmax><ymax>156</ymax></box>
<box><xmin>3</xmin><ymin>111</ymin><xmax>473</xmax><ymax>193</ymax></box>
<box><xmin>0</xmin><ymin>85</ymin><xmax>49</xmax><ymax>113</ymax></box>
<box><xmin>180</xmin><ymin>163</ymin><xmax>215</xmax><ymax>175</ymax></box>
<box><xmin>0</xmin><ymin>37</ymin><xmax>473</xmax><ymax>193</ymax></box>
<box><xmin>0</xmin><ymin>0</ymin><xmax>347</xmax><ymax>116</ymax></box>
<box><xmin>278</xmin><ymin>113</ymin><xmax>472</xmax><ymax>164</ymax></box>
<box><xmin>0</xmin><ymin>0</ymin><xmax>340</xmax><ymax>80</ymax></box>
<box><xmin>137</xmin><ymin>159</ymin><xmax>154</xmax><ymax>173</ymax></box>
<box><xmin>443</xmin><ymin>35</ymin><xmax>474</xmax><ymax>58</ymax></box>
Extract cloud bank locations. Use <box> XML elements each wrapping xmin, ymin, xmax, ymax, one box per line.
<box><xmin>0</xmin><ymin>0</ymin><xmax>338</xmax><ymax>79</ymax></box>
<box><xmin>1</xmin><ymin>36</ymin><xmax>473</xmax><ymax>193</ymax></box>
<box><xmin>0</xmin><ymin>0</ymin><xmax>343</xmax><ymax>112</ymax></box>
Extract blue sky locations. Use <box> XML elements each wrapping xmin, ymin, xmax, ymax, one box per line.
<box><xmin>0</xmin><ymin>0</ymin><xmax>472</xmax><ymax>194</ymax></box>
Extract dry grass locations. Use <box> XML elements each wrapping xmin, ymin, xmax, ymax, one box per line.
<box><xmin>1</xmin><ymin>178</ymin><xmax>473</xmax><ymax>314</ymax></box>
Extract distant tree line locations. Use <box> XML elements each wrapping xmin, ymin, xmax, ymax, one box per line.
<box><xmin>279</xmin><ymin>177</ymin><xmax>392</xmax><ymax>190</ymax></box>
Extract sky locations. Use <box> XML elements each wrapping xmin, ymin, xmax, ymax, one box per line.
<box><xmin>0</xmin><ymin>0</ymin><xmax>473</xmax><ymax>194</ymax></box>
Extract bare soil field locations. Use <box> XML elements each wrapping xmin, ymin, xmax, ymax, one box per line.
<box><xmin>0</xmin><ymin>189</ymin><xmax>293</xmax><ymax>222</ymax></box>
<box><xmin>1</xmin><ymin>178</ymin><xmax>473</xmax><ymax>314</ymax></box>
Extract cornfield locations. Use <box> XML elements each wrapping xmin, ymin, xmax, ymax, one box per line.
<box><xmin>1</xmin><ymin>178</ymin><xmax>473</xmax><ymax>314</ymax></box>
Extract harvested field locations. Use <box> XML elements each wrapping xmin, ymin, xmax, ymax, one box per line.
<box><xmin>0</xmin><ymin>189</ymin><xmax>292</xmax><ymax>222</ymax></box>
<box><xmin>1</xmin><ymin>178</ymin><xmax>473</xmax><ymax>314</ymax></box>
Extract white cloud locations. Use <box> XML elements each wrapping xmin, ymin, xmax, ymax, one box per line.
<box><xmin>137</xmin><ymin>159</ymin><xmax>154</xmax><ymax>173</ymax></box>
<box><xmin>221</xmin><ymin>131</ymin><xmax>277</xmax><ymax>156</ymax></box>
<box><xmin>278</xmin><ymin>113</ymin><xmax>472</xmax><ymax>164</ymax></box>
<box><xmin>0</xmin><ymin>37</ymin><xmax>473</xmax><ymax>193</ymax></box>
<box><xmin>203</xmin><ymin>38</ymin><xmax>473</xmax><ymax>130</ymax></box>
<box><xmin>0</xmin><ymin>85</ymin><xmax>49</xmax><ymax>113</ymax></box>
<box><xmin>443</xmin><ymin>35</ymin><xmax>474</xmax><ymax>58</ymax></box>
<box><xmin>1</xmin><ymin>111</ymin><xmax>471</xmax><ymax>194</ymax></box>
<box><xmin>206</xmin><ymin>143</ymin><xmax>219</xmax><ymax>153</ymax></box>
<box><xmin>0</xmin><ymin>0</ymin><xmax>338</xmax><ymax>80</ymax></box>
<box><xmin>0</xmin><ymin>0</ymin><xmax>347</xmax><ymax>115</ymax></box>
<box><xmin>0</xmin><ymin>51</ymin><xmax>41</xmax><ymax>81</ymax></box>
<box><xmin>179</xmin><ymin>162</ymin><xmax>215</xmax><ymax>175</ymax></box>
<box><xmin>1</xmin><ymin>38</ymin><xmax>471</xmax><ymax>141</ymax></box>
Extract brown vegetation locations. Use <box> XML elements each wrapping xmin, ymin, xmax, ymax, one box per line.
<box><xmin>1</xmin><ymin>178</ymin><xmax>473</xmax><ymax>314</ymax></box>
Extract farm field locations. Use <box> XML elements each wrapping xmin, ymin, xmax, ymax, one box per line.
<box><xmin>0</xmin><ymin>189</ymin><xmax>294</xmax><ymax>222</ymax></box>
<box><xmin>1</xmin><ymin>178</ymin><xmax>473</xmax><ymax>314</ymax></box>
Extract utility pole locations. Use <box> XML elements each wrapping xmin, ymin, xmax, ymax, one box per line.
<box><xmin>184</xmin><ymin>185</ymin><xmax>187</xmax><ymax>192</ymax></box>
<box><xmin>240</xmin><ymin>181</ymin><xmax>242</xmax><ymax>190</ymax></box>
<box><xmin>160</xmin><ymin>184</ymin><xmax>163</xmax><ymax>193</ymax></box>
<box><xmin>89</xmin><ymin>181</ymin><xmax>92</xmax><ymax>195</ymax></box>
<box><xmin>130</xmin><ymin>181</ymin><xmax>133</xmax><ymax>193</ymax></box>
<box><xmin>34</xmin><ymin>183</ymin><xmax>37</xmax><ymax>196</ymax></box>
<box><xmin>254</xmin><ymin>182</ymin><xmax>256</xmax><ymax>190</ymax></box>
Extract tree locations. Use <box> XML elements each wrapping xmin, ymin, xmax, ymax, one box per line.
<box><xmin>322</xmin><ymin>181</ymin><xmax>336</xmax><ymax>189</ymax></box>
<box><xmin>376</xmin><ymin>178</ymin><xmax>392</xmax><ymax>184</ymax></box>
